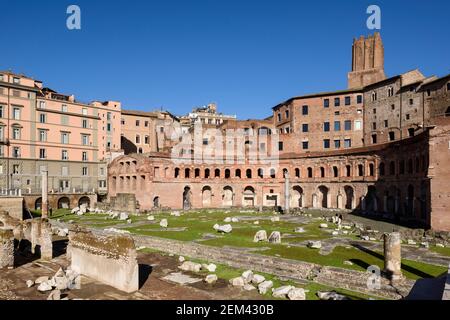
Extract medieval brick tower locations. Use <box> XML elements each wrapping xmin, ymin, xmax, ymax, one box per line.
<box><xmin>348</xmin><ymin>32</ymin><xmax>386</xmax><ymax>88</ymax></box>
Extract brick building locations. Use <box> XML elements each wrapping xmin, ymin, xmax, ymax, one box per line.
<box><xmin>107</xmin><ymin>33</ymin><xmax>450</xmax><ymax>231</ymax></box>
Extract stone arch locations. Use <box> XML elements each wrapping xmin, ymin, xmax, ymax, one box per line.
<box><xmin>243</xmin><ymin>186</ymin><xmax>256</xmax><ymax>207</ymax></box>
<box><xmin>183</xmin><ymin>186</ymin><xmax>192</xmax><ymax>210</ymax></box>
<box><xmin>78</xmin><ymin>196</ymin><xmax>90</xmax><ymax>207</ymax></box>
<box><xmin>202</xmin><ymin>186</ymin><xmax>212</xmax><ymax>207</ymax></box>
<box><xmin>222</xmin><ymin>186</ymin><xmax>234</xmax><ymax>207</ymax></box>
<box><xmin>291</xmin><ymin>186</ymin><xmax>304</xmax><ymax>208</ymax></box>
<box><xmin>57</xmin><ymin>196</ymin><xmax>70</xmax><ymax>209</ymax></box>
<box><xmin>35</xmin><ymin>197</ymin><xmax>42</xmax><ymax>210</ymax></box>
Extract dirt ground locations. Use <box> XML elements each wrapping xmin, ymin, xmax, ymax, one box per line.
<box><xmin>0</xmin><ymin>241</ymin><xmax>263</xmax><ymax>300</ymax></box>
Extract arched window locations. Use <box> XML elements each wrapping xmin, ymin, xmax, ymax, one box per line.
<box><xmin>215</xmin><ymin>169</ymin><xmax>220</xmax><ymax>178</ymax></box>
<box><xmin>205</xmin><ymin>168</ymin><xmax>210</xmax><ymax>178</ymax></box>
<box><xmin>225</xmin><ymin>169</ymin><xmax>230</xmax><ymax>179</ymax></box>
<box><xmin>246</xmin><ymin>169</ymin><xmax>252</xmax><ymax>179</ymax></box>
<box><xmin>295</xmin><ymin>168</ymin><xmax>300</xmax><ymax>178</ymax></box>
<box><xmin>399</xmin><ymin>160</ymin><xmax>405</xmax><ymax>175</ymax></box>
<box><xmin>372</xmin><ymin>91</ymin><xmax>377</xmax><ymax>101</ymax></box>
<box><xmin>235</xmin><ymin>169</ymin><xmax>241</xmax><ymax>178</ymax></box>
<box><xmin>320</xmin><ymin>167</ymin><xmax>325</xmax><ymax>178</ymax></box>
<box><xmin>369</xmin><ymin>163</ymin><xmax>374</xmax><ymax>176</ymax></box>
<box><xmin>358</xmin><ymin>164</ymin><xmax>364</xmax><ymax>176</ymax></box>
<box><xmin>389</xmin><ymin>161</ymin><xmax>396</xmax><ymax>175</ymax></box>
<box><xmin>175</xmin><ymin>168</ymin><xmax>180</xmax><ymax>178</ymax></box>
<box><xmin>195</xmin><ymin>168</ymin><xmax>200</xmax><ymax>178</ymax></box>
<box><xmin>407</xmin><ymin>159</ymin><xmax>413</xmax><ymax>174</ymax></box>
<box><xmin>379</xmin><ymin>163</ymin><xmax>385</xmax><ymax>176</ymax></box>
<box><xmin>270</xmin><ymin>168</ymin><xmax>276</xmax><ymax>179</ymax></box>
<box><xmin>185</xmin><ymin>168</ymin><xmax>190</xmax><ymax>178</ymax></box>
<box><xmin>257</xmin><ymin>168</ymin><xmax>264</xmax><ymax>178</ymax></box>
<box><xmin>346</xmin><ymin>165</ymin><xmax>351</xmax><ymax>177</ymax></box>
<box><xmin>333</xmin><ymin>166</ymin><xmax>338</xmax><ymax>178</ymax></box>
<box><xmin>307</xmin><ymin>167</ymin><xmax>313</xmax><ymax>178</ymax></box>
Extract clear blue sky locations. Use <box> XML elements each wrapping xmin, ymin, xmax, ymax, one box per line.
<box><xmin>3</xmin><ymin>0</ymin><xmax>449</xmax><ymax>119</ymax></box>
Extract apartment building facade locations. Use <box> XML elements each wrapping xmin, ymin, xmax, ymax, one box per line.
<box><xmin>0</xmin><ymin>71</ymin><xmax>122</xmax><ymax>210</ymax></box>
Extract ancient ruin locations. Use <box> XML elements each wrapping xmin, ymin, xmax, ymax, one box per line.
<box><xmin>67</xmin><ymin>228</ymin><xmax>139</xmax><ymax>293</ymax></box>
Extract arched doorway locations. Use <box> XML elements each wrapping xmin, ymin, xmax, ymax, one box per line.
<box><xmin>183</xmin><ymin>186</ymin><xmax>192</xmax><ymax>210</ymax></box>
<box><xmin>78</xmin><ymin>196</ymin><xmax>91</xmax><ymax>208</ymax></box>
<box><xmin>153</xmin><ymin>196</ymin><xmax>160</xmax><ymax>208</ymax></box>
<box><xmin>243</xmin><ymin>186</ymin><xmax>256</xmax><ymax>207</ymax></box>
<box><xmin>317</xmin><ymin>186</ymin><xmax>329</xmax><ymax>208</ymax></box>
<box><xmin>57</xmin><ymin>197</ymin><xmax>70</xmax><ymax>209</ymax></box>
<box><xmin>365</xmin><ymin>186</ymin><xmax>378</xmax><ymax>212</ymax></box>
<box><xmin>35</xmin><ymin>197</ymin><xmax>42</xmax><ymax>210</ymax></box>
<box><xmin>344</xmin><ymin>186</ymin><xmax>354</xmax><ymax>209</ymax></box>
<box><xmin>291</xmin><ymin>186</ymin><xmax>304</xmax><ymax>208</ymax></box>
<box><xmin>222</xmin><ymin>186</ymin><xmax>233</xmax><ymax>207</ymax></box>
<box><xmin>202</xmin><ymin>186</ymin><xmax>212</xmax><ymax>207</ymax></box>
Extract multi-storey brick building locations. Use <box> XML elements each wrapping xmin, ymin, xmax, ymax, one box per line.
<box><xmin>107</xmin><ymin>33</ymin><xmax>450</xmax><ymax>231</ymax></box>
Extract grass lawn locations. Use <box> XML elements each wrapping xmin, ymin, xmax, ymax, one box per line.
<box><xmin>139</xmin><ymin>248</ymin><xmax>381</xmax><ymax>300</ymax></box>
<box><xmin>49</xmin><ymin>209</ymin><xmax>448</xmax><ymax>281</ymax></box>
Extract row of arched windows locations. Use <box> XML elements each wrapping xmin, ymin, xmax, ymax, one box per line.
<box><xmin>173</xmin><ymin>163</ymin><xmax>377</xmax><ymax>180</ymax></box>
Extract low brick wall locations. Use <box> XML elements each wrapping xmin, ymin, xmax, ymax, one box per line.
<box><xmin>53</xmin><ymin>221</ymin><xmax>415</xmax><ymax>299</ymax></box>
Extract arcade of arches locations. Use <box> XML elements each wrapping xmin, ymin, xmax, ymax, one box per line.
<box><xmin>107</xmin><ymin>125</ymin><xmax>450</xmax><ymax>231</ymax></box>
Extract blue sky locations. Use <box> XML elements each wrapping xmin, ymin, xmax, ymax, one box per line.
<box><xmin>2</xmin><ymin>0</ymin><xmax>449</xmax><ymax>119</ymax></box>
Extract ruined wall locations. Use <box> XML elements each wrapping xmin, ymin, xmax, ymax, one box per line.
<box><xmin>0</xmin><ymin>229</ymin><xmax>14</xmax><ymax>269</ymax></box>
<box><xmin>0</xmin><ymin>197</ymin><xmax>24</xmax><ymax>220</ymax></box>
<box><xmin>68</xmin><ymin>229</ymin><xmax>139</xmax><ymax>293</ymax></box>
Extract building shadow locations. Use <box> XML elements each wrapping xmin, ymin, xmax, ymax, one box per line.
<box><xmin>138</xmin><ymin>264</ymin><xmax>153</xmax><ymax>289</ymax></box>
<box><xmin>350</xmin><ymin>242</ymin><xmax>436</xmax><ymax>279</ymax></box>
<box><xmin>405</xmin><ymin>275</ymin><xmax>447</xmax><ymax>300</ymax></box>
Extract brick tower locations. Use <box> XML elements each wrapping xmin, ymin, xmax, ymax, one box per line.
<box><xmin>348</xmin><ymin>32</ymin><xmax>386</xmax><ymax>88</ymax></box>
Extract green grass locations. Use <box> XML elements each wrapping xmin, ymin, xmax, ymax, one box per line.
<box><xmin>430</xmin><ymin>245</ymin><xmax>450</xmax><ymax>257</ymax></box>
<box><xmin>143</xmin><ymin>249</ymin><xmax>380</xmax><ymax>300</ymax></box>
<box><xmin>50</xmin><ymin>209</ymin><xmax>447</xmax><ymax>281</ymax></box>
